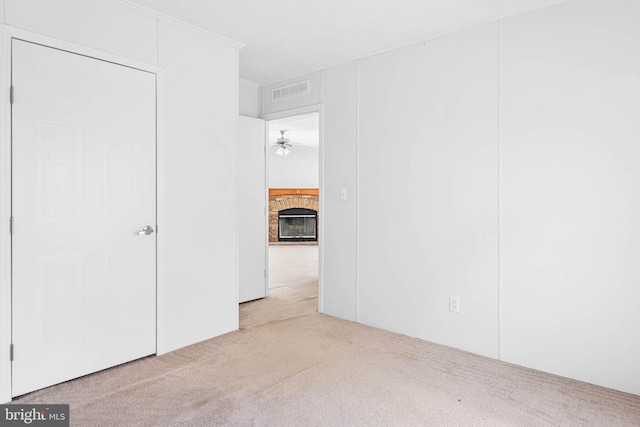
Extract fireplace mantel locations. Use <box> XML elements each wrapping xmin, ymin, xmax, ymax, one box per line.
<box><xmin>269</xmin><ymin>188</ymin><xmax>319</xmax><ymax>197</ymax></box>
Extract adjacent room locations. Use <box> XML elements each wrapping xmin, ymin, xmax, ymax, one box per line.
<box><xmin>1</xmin><ymin>0</ymin><xmax>639</xmax><ymax>425</ymax></box>
<box><xmin>265</xmin><ymin>111</ymin><xmax>320</xmax><ymax>301</ymax></box>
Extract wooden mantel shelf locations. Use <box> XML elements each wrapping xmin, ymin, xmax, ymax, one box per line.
<box><xmin>269</xmin><ymin>188</ymin><xmax>318</xmax><ymax>197</ymax></box>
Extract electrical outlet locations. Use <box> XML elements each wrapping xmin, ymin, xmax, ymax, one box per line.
<box><xmin>449</xmin><ymin>296</ymin><xmax>460</xmax><ymax>313</ymax></box>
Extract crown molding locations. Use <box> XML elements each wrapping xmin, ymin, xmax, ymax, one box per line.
<box><xmin>111</xmin><ymin>0</ymin><xmax>245</xmax><ymax>50</ymax></box>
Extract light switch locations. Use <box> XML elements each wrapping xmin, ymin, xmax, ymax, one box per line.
<box><xmin>339</xmin><ymin>187</ymin><xmax>348</xmax><ymax>201</ymax></box>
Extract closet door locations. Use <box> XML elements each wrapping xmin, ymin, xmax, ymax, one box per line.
<box><xmin>12</xmin><ymin>39</ymin><xmax>157</xmax><ymax>396</ymax></box>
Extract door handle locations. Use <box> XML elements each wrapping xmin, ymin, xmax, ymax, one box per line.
<box><xmin>136</xmin><ymin>225</ymin><xmax>154</xmax><ymax>236</ymax></box>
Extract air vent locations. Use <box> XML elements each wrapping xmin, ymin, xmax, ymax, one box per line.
<box><xmin>272</xmin><ymin>80</ymin><xmax>310</xmax><ymax>102</ymax></box>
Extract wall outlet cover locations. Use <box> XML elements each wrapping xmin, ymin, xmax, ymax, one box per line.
<box><xmin>449</xmin><ymin>296</ymin><xmax>460</xmax><ymax>313</ymax></box>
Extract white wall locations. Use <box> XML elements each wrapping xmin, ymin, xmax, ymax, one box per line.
<box><xmin>239</xmin><ymin>78</ymin><xmax>260</xmax><ymax>117</ymax></box>
<box><xmin>0</xmin><ymin>0</ymin><xmax>240</xmax><ymax>402</ymax></box>
<box><xmin>320</xmin><ymin>62</ymin><xmax>358</xmax><ymax>321</ymax></box>
<box><xmin>359</xmin><ymin>24</ymin><xmax>500</xmax><ymax>358</ymax></box>
<box><xmin>500</xmin><ymin>0</ymin><xmax>640</xmax><ymax>395</ymax></box>
<box><xmin>262</xmin><ymin>71</ymin><xmax>321</xmax><ymax>116</ymax></box>
<box><xmin>261</xmin><ymin>0</ymin><xmax>640</xmax><ymax>396</ymax></box>
<box><xmin>5</xmin><ymin>0</ymin><xmax>158</xmax><ymax>64</ymax></box>
<box><xmin>157</xmin><ymin>20</ymin><xmax>239</xmax><ymax>353</ymax></box>
<box><xmin>268</xmin><ymin>147</ymin><xmax>319</xmax><ymax>188</ymax></box>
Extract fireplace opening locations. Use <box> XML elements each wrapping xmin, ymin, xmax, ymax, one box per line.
<box><xmin>278</xmin><ymin>208</ymin><xmax>317</xmax><ymax>242</ymax></box>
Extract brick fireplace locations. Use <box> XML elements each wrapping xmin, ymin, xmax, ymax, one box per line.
<box><xmin>269</xmin><ymin>188</ymin><xmax>319</xmax><ymax>243</ymax></box>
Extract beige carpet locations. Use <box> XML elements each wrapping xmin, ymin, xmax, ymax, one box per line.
<box><xmin>12</xmin><ymin>247</ymin><xmax>640</xmax><ymax>426</ymax></box>
<box><xmin>268</xmin><ymin>244</ymin><xmax>318</xmax><ymax>290</ymax></box>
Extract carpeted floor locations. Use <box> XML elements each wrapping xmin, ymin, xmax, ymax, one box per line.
<box><xmin>267</xmin><ymin>244</ymin><xmax>318</xmax><ymax>290</ymax></box>
<box><xmin>12</xmin><ymin>245</ymin><xmax>640</xmax><ymax>426</ymax></box>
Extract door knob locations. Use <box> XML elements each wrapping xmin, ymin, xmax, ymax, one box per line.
<box><xmin>136</xmin><ymin>225</ymin><xmax>154</xmax><ymax>236</ymax></box>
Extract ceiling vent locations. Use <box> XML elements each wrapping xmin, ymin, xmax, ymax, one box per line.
<box><xmin>272</xmin><ymin>80</ymin><xmax>310</xmax><ymax>102</ymax></box>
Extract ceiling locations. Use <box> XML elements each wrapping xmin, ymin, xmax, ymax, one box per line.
<box><xmin>128</xmin><ymin>0</ymin><xmax>566</xmax><ymax>85</ymax></box>
<box><xmin>268</xmin><ymin>112</ymin><xmax>319</xmax><ymax>150</ymax></box>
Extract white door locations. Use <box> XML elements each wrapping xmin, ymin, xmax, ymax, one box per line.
<box><xmin>11</xmin><ymin>40</ymin><xmax>157</xmax><ymax>396</ymax></box>
<box><xmin>238</xmin><ymin>116</ymin><xmax>267</xmax><ymax>303</ymax></box>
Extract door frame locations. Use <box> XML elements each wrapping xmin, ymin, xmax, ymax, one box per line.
<box><xmin>261</xmin><ymin>104</ymin><xmax>325</xmax><ymax>313</ymax></box>
<box><xmin>0</xmin><ymin>25</ymin><xmax>165</xmax><ymax>403</ymax></box>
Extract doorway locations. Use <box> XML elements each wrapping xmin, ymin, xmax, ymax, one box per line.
<box><xmin>266</xmin><ymin>112</ymin><xmax>320</xmax><ymax>302</ymax></box>
<box><xmin>11</xmin><ymin>39</ymin><xmax>157</xmax><ymax>396</ymax></box>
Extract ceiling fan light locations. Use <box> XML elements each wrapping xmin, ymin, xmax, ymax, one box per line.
<box><xmin>283</xmin><ymin>147</ymin><xmax>291</xmax><ymax>155</ymax></box>
<box><xmin>276</xmin><ymin>146</ymin><xmax>285</xmax><ymax>156</ymax></box>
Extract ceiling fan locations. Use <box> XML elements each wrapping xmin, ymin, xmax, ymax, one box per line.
<box><xmin>273</xmin><ymin>130</ymin><xmax>292</xmax><ymax>156</ymax></box>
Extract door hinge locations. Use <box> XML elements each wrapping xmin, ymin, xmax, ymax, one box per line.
<box><xmin>10</xmin><ymin>86</ymin><xmax>14</xmax><ymax>104</ymax></box>
<box><xmin>10</xmin><ymin>217</ymin><xmax>14</xmax><ymax>234</ymax></box>
<box><xmin>10</xmin><ymin>344</ymin><xmax>14</xmax><ymax>361</ymax></box>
